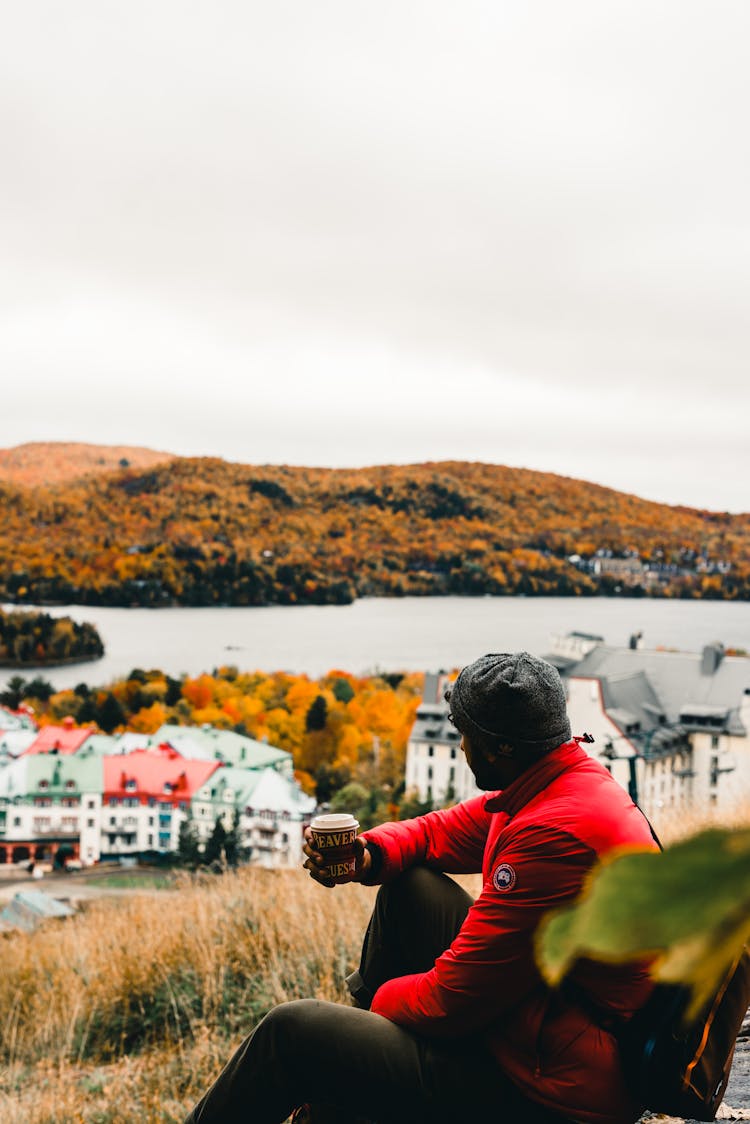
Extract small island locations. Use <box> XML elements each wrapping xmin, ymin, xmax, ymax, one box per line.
<box><xmin>0</xmin><ymin>607</ymin><xmax>104</xmax><ymax>667</ymax></box>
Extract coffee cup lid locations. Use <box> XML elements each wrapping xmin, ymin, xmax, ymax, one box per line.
<box><xmin>310</xmin><ymin>813</ymin><xmax>359</xmax><ymax>831</ymax></box>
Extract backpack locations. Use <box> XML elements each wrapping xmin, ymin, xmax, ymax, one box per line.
<box><xmin>617</xmin><ymin>812</ymin><xmax>750</xmax><ymax>1120</ymax></box>
<box><xmin>618</xmin><ymin>948</ymin><xmax>750</xmax><ymax>1120</ymax></box>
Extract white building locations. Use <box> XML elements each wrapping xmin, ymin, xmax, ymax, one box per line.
<box><xmin>405</xmin><ymin>643</ymin><xmax>750</xmax><ymax>823</ymax></box>
<box><xmin>404</xmin><ymin>673</ymin><xmax>478</xmax><ymax>806</ymax></box>
<box><xmin>558</xmin><ymin>640</ymin><xmax>750</xmax><ymax>822</ymax></box>
<box><xmin>192</xmin><ymin>764</ymin><xmax>315</xmax><ymax>867</ymax></box>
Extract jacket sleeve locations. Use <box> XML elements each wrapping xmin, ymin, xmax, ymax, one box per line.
<box><xmin>360</xmin><ymin>795</ymin><xmax>492</xmax><ymax>880</ymax></box>
<box><xmin>370</xmin><ymin>823</ymin><xmax>597</xmax><ymax>1038</ymax></box>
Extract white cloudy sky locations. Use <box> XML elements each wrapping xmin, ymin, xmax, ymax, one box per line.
<box><xmin>1</xmin><ymin>1</ymin><xmax>748</xmax><ymax>511</ymax></box>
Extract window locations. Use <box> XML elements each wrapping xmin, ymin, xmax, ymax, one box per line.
<box><xmin>450</xmin><ymin>748</ymin><xmax>456</xmax><ymax>760</ymax></box>
<box><xmin>39</xmin><ymin>780</ymin><xmax>49</xmax><ymax>790</ymax></box>
<box><xmin>66</xmin><ymin>780</ymin><xmax>76</xmax><ymax>791</ymax></box>
<box><xmin>427</xmin><ymin>766</ymin><xmax>433</xmax><ymax>781</ymax></box>
<box><xmin>13</xmin><ymin>816</ymin><xmax>20</xmax><ymax>826</ymax></box>
<box><xmin>86</xmin><ymin>819</ymin><xmax>95</xmax><ymax>828</ymax></box>
<box><xmin>87</xmin><ymin>798</ymin><xmax>96</xmax><ymax>809</ymax></box>
<box><xmin>711</xmin><ymin>735</ymin><xmax>720</xmax><ymax>750</ymax></box>
<box><xmin>428</xmin><ymin>745</ymin><xmax>434</xmax><ymax>757</ymax></box>
<box><xmin>125</xmin><ymin>780</ymin><xmax>137</xmax><ymax>792</ymax></box>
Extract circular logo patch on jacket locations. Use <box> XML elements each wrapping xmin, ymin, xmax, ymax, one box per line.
<box><xmin>492</xmin><ymin>863</ymin><xmax>517</xmax><ymax>891</ymax></box>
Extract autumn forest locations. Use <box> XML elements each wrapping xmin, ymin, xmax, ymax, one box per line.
<box><xmin>0</xmin><ymin>448</ymin><xmax>748</xmax><ymax>608</ymax></box>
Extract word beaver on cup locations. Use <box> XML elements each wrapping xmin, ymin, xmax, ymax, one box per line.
<box><xmin>309</xmin><ymin>813</ymin><xmax>360</xmax><ymax>883</ymax></box>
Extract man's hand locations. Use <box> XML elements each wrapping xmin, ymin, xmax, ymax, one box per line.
<box><xmin>302</xmin><ymin>828</ymin><xmax>372</xmax><ymax>888</ymax></box>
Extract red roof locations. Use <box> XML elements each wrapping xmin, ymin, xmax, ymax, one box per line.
<box><xmin>103</xmin><ymin>749</ymin><xmax>221</xmax><ymax>804</ymax></box>
<box><xmin>23</xmin><ymin>719</ymin><xmax>92</xmax><ymax>756</ymax></box>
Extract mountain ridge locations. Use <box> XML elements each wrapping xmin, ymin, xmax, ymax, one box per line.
<box><xmin>0</xmin><ymin>448</ymin><xmax>747</xmax><ymax>605</ymax></box>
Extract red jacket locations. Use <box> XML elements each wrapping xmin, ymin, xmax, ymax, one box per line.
<box><xmin>361</xmin><ymin>740</ymin><xmax>658</xmax><ymax>1124</ymax></box>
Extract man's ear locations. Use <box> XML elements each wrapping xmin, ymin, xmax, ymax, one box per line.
<box><xmin>487</xmin><ymin>742</ymin><xmax>514</xmax><ymax>761</ymax></box>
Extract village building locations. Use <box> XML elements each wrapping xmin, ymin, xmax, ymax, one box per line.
<box><xmin>404</xmin><ymin>640</ymin><xmax>750</xmax><ymax>824</ymax></box>
<box><xmin>404</xmin><ymin>672</ymin><xmax>478</xmax><ymax>806</ymax></box>
<box><xmin>0</xmin><ymin>753</ymin><xmax>103</xmax><ymax>865</ymax></box>
<box><xmin>101</xmin><ymin>748</ymin><xmax>220</xmax><ymax>858</ymax></box>
<box><xmin>0</xmin><ymin>719</ymin><xmax>313</xmax><ymax>868</ymax></box>
<box><xmin>153</xmin><ymin>724</ymin><xmax>294</xmax><ymax>774</ymax></box>
<box><xmin>192</xmin><ymin>764</ymin><xmax>315</xmax><ymax>867</ymax></box>
<box><xmin>22</xmin><ymin>717</ymin><xmax>94</xmax><ymax>756</ymax></box>
<box><xmin>0</xmin><ymin>704</ymin><xmax>39</xmax><ymax>759</ymax></box>
<box><xmin>558</xmin><ymin>639</ymin><xmax>750</xmax><ymax>821</ymax></box>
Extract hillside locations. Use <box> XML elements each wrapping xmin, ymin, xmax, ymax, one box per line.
<box><xmin>0</xmin><ymin>442</ymin><xmax>174</xmax><ymax>487</ymax></box>
<box><xmin>0</xmin><ymin>455</ymin><xmax>748</xmax><ymax>605</ymax></box>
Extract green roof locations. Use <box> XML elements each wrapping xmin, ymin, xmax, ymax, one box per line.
<box><xmin>77</xmin><ymin>734</ymin><xmax>118</xmax><ymax>757</ymax></box>
<box><xmin>193</xmin><ymin>765</ymin><xmax>263</xmax><ymax>805</ymax></box>
<box><xmin>26</xmin><ymin>754</ymin><xmax>103</xmax><ymax>793</ymax></box>
<box><xmin>154</xmin><ymin>724</ymin><xmax>291</xmax><ymax>769</ymax></box>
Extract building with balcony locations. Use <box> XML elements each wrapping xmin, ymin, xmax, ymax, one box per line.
<box><xmin>192</xmin><ymin>764</ymin><xmax>316</xmax><ymax>867</ymax></box>
<box><xmin>404</xmin><ymin>642</ymin><xmax>750</xmax><ymax>823</ymax></box>
<box><xmin>0</xmin><ymin>753</ymin><xmax>103</xmax><ymax>865</ymax></box>
<box><xmin>557</xmin><ymin>640</ymin><xmax>750</xmax><ymax>821</ymax></box>
<box><xmin>101</xmin><ymin>748</ymin><xmax>220</xmax><ymax>858</ymax></box>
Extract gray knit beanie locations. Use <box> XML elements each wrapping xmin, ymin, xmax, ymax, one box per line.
<box><xmin>445</xmin><ymin>652</ymin><xmax>571</xmax><ymax>756</ymax></box>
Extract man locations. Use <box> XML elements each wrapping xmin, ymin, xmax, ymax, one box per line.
<box><xmin>185</xmin><ymin>652</ymin><xmax>657</xmax><ymax>1124</ymax></box>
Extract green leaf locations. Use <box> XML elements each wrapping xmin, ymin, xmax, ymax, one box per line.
<box><xmin>535</xmin><ymin>827</ymin><xmax>750</xmax><ymax>1016</ymax></box>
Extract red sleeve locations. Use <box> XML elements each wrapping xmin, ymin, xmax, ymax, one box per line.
<box><xmin>370</xmin><ymin>824</ymin><xmax>597</xmax><ymax>1038</ymax></box>
<box><xmin>360</xmin><ymin>795</ymin><xmax>492</xmax><ymax>880</ymax></box>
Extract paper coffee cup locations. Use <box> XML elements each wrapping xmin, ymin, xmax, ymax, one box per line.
<box><xmin>310</xmin><ymin>813</ymin><xmax>360</xmax><ymax>883</ymax></box>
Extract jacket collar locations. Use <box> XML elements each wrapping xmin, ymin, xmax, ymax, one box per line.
<box><xmin>483</xmin><ymin>740</ymin><xmax>588</xmax><ymax>818</ymax></box>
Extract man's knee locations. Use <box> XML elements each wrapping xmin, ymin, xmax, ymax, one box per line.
<box><xmin>377</xmin><ymin>864</ymin><xmax>444</xmax><ymax>912</ymax></box>
<box><xmin>259</xmin><ymin>998</ymin><xmax>322</xmax><ymax>1050</ymax></box>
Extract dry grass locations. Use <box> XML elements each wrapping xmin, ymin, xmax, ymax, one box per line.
<box><xmin>0</xmin><ymin>868</ymin><xmax>377</xmax><ymax>1123</ymax></box>
<box><xmin>651</xmin><ymin>799</ymin><xmax>750</xmax><ymax>846</ymax></box>
<box><xmin>2</xmin><ymin>804</ymin><xmax>747</xmax><ymax>1123</ymax></box>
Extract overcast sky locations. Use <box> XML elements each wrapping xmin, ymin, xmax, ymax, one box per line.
<box><xmin>1</xmin><ymin>2</ymin><xmax>748</xmax><ymax>512</ymax></box>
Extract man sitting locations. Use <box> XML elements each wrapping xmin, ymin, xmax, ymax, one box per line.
<box><xmin>185</xmin><ymin>651</ymin><xmax>656</xmax><ymax>1124</ymax></box>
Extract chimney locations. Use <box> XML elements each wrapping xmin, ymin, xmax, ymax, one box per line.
<box><xmin>701</xmin><ymin>643</ymin><xmax>725</xmax><ymax>676</ymax></box>
<box><xmin>422</xmin><ymin>672</ymin><xmax>440</xmax><ymax>704</ymax></box>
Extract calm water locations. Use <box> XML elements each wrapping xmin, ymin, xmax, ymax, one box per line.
<box><xmin>4</xmin><ymin>597</ymin><xmax>750</xmax><ymax>690</ymax></box>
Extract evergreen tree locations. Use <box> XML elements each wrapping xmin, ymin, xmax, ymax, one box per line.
<box><xmin>224</xmin><ymin>808</ymin><xmax>241</xmax><ymax>867</ymax></box>
<box><xmin>204</xmin><ymin>817</ymin><xmax>228</xmax><ymax>867</ymax></box>
<box><xmin>177</xmin><ymin>817</ymin><xmax>200</xmax><ymax>868</ymax></box>
<box><xmin>0</xmin><ymin>675</ymin><xmax>26</xmax><ymax>709</ymax></box>
<box><xmin>96</xmin><ymin>692</ymin><xmax>127</xmax><ymax>734</ymax></box>
<box><xmin>305</xmin><ymin>694</ymin><xmax>328</xmax><ymax>731</ymax></box>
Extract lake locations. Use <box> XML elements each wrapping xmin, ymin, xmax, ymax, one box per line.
<box><xmin>3</xmin><ymin>596</ymin><xmax>750</xmax><ymax>690</ymax></box>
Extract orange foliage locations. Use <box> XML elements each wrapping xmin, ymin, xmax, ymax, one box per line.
<box><xmin>1</xmin><ymin>457</ymin><xmax>747</xmax><ymax>606</ymax></box>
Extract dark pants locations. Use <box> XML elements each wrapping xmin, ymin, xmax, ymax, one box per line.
<box><xmin>185</xmin><ymin>867</ymin><xmax>567</xmax><ymax>1124</ymax></box>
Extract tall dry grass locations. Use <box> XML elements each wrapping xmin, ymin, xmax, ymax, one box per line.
<box><xmin>0</xmin><ymin>868</ymin><xmax>377</xmax><ymax>1123</ymax></box>
<box><xmin>2</xmin><ymin>803</ymin><xmax>747</xmax><ymax>1122</ymax></box>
